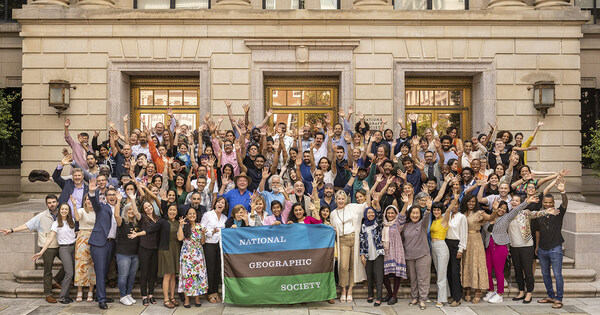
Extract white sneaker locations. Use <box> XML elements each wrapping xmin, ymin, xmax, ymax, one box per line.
<box><xmin>126</xmin><ymin>295</ymin><xmax>136</xmax><ymax>304</ymax></box>
<box><xmin>488</xmin><ymin>294</ymin><xmax>503</xmax><ymax>304</ymax></box>
<box><xmin>483</xmin><ymin>291</ymin><xmax>496</xmax><ymax>302</ymax></box>
<box><xmin>120</xmin><ymin>296</ymin><xmax>133</xmax><ymax>306</ymax></box>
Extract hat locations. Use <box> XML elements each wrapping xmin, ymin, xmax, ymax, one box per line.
<box><xmin>233</xmin><ymin>172</ymin><xmax>252</xmax><ymax>185</ymax></box>
<box><xmin>28</xmin><ymin>170</ymin><xmax>50</xmax><ymax>182</ymax></box>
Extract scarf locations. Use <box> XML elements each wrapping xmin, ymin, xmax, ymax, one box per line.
<box><xmin>382</xmin><ymin>205</ymin><xmax>399</xmax><ymax>250</ymax></box>
<box><xmin>363</xmin><ymin>207</ymin><xmax>376</xmax><ymax>227</ymax></box>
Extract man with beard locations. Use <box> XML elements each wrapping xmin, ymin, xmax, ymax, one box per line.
<box><xmin>375</xmin><ymin>160</ymin><xmax>399</xmax><ymax>193</ymax></box>
<box><xmin>178</xmin><ymin>191</ymin><xmax>208</xmax><ymax>219</ymax></box>
<box><xmin>258</xmin><ymin>171</ymin><xmax>287</xmax><ymax>216</ymax></box>
<box><xmin>85</xmin><ymin>153</ymin><xmax>99</xmax><ymax>175</ymax></box>
<box><xmin>131</xmin><ymin>131</ymin><xmax>151</xmax><ymax>160</ymax></box>
<box><xmin>333</xmin><ymin>146</ymin><xmax>350</xmax><ymax>190</ymax></box>
<box><xmin>411</xmin><ymin>137</ymin><xmax>445</xmax><ymax>188</ymax></box>
<box><xmin>330</xmin><ymin>123</ymin><xmax>349</xmax><ymax>160</ymax></box>
<box><xmin>440</xmin><ymin>135</ymin><xmax>458</xmax><ymax>162</ymax></box>
<box><xmin>243</xmin><ymin>144</ymin><xmax>260</xmax><ymax>172</ymax></box>
<box><xmin>298</xmin><ymin>126</ymin><xmax>314</xmax><ymax>152</ymax></box>
<box><xmin>273</xmin><ymin>122</ymin><xmax>294</xmax><ymax>170</ymax></box>
<box><xmin>64</xmin><ymin>118</ymin><xmax>93</xmax><ymax>169</ymax></box>
<box><xmin>345</xmin><ymin>163</ymin><xmax>376</xmax><ymax>203</ymax></box>
<box><xmin>1</xmin><ymin>195</ymin><xmax>65</xmax><ymax>304</ymax></box>
<box><xmin>312</xmin><ymin>132</ymin><xmax>329</xmax><ymax>164</ymax></box>
<box><xmin>320</xmin><ymin>183</ymin><xmax>337</xmax><ymax>210</ymax></box>
<box><xmin>297</xmin><ymin>150</ymin><xmax>315</xmax><ymax>191</ymax></box>
<box><xmin>53</xmin><ymin>154</ymin><xmax>89</xmax><ymax>216</ymax></box>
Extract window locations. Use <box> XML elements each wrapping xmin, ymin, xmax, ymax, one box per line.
<box><xmin>265</xmin><ymin>76</ymin><xmax>339</xmax><ymax>130</ymax></box>
<box><xmin>134</xmin><ymin>0</ymin><xmax>209</xmax><ymax>9</ymax></box>
<box><xmin>320</xmin><ymin>0</ymin><xmax>340</xmax><ymax>9</ymax></box>
<box><xmin>405</xmin><ymin>77</ymin><xmax>472</xmax><ymax>139</ymax></box>
<box><xmin>1</xmin><ymin>0</ymin><xmax>26</xmax><ymax>22</ymax></box>
<box><xmin>131</xmin><ymin>77</ymin><xmax>200</xmax><ymax>131</ymax></box>
<box><xmin>581</xmin><ymin>88</ymin><xmax>600</xmax><ymax>167</ymax></box>
<box><xmin>394</xmin><ymin>0</ymin><xmax>468</xmax><ymax>10</ymax></box>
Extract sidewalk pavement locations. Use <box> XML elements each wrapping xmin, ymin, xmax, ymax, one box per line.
<box><xmin>0</xmin><ymin>296</ymin><xmax>598</xmax><ymax>315</ymax></box>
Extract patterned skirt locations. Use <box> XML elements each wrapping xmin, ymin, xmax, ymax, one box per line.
<box><xmin>74</xmin><ymin>230</ymin><xmax>96</xmax><ymax>286</ymax></box>
<box><xmin>461</xmin><ymin>231</ymin><xmax>489</xmax><ymax>290</ymax></box>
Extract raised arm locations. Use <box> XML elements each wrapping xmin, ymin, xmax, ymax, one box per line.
<box><xmin>114</xmin><ymin>194</ymin><xmax>123</xmax><ymax>226</ymax></box>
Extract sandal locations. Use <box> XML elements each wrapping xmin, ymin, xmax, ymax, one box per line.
<box><xmin>367</xmin><ymin>297</ymin><xmax>374</xmax><ymax>303</ymax></box>
<box><xmin>552</xmin><ymin>301</ymin><xmax>563</xmax><ymax>309</ymax></box>
<box><xmin>419</xmin><ymin>302</ymin><xmax>426</xmax><ymax>310</ymax></box>
<box><xmin>170</xmin><ymin>298</ymin><xmax>179</xmax><ymax>306</ymax></box>
<box><xmin>76</xmin><ymin>292</ymin><xmax>83</xmax><ymax>303</ymax></box>
<box><xmin>142</xmin><ymin>298</ymin><xmax>149</xmax><ymax>306</ymax></box>
<box><xmin>409</xmin><ymin>299</ymin><xmax>419</xmax><ymax>306</ymax></box>
<box><xmin>163</xmin><ymin>300</ymin><xmax>175</xmax><ymax>309</ymax></box>
<box><xmin>346</xmin><ymin>295</ymin><xmax>353</xmax><ymax>303</ymax></box>
<box><xmin>340</xmin><ymin>295</ymin><xmax>347</xmax><ymax>303</ymax></box>
<box><xmin>86</xmin><ymin>292</ymin><xmax>94</xmax><ymax>303</ymax></box>
<box><xmin>208</xmin><ymin>294</ymin><xmax>217</xmax><ymax>304</ymax></box>
<box><xmin>472</xmin><ymin>297</ymin><xmax>481</xmax><ymax>304</ymax></box>
<box><xmin>537</xmin><ymin>297</ymin><xmax>555</xmax><ymax>304</ymax></box>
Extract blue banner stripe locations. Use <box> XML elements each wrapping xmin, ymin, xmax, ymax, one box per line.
<box><xmin>221</xmin><ymin>224</ymin><xmax>335</xmax><ymax>255</ymax></box>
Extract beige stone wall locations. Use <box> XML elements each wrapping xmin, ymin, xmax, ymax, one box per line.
<box><xmin>581</xmin><ymin>25</ymin><xmax>600</xmax><ymax>89</ymax></box>
<box><xmin>14</xmin><ymin>8</ymin><xmax>587</xmax><ymax>197</ymax></box>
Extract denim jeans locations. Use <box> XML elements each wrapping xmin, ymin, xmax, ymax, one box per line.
<box><xmin>537</xmin><ymin>245</ymin><xmax>563</xmax><ymax>301</ymax></box>
<box><xmin>116</xmin><ymin>253</ymin><xmax>139</xmax><ymax>297</ymax></box>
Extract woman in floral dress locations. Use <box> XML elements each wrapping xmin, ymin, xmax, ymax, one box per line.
<box><xmin>177</xmin><ymin>207</ymin><xmax>208</xmax><ymax>308</ymax></box>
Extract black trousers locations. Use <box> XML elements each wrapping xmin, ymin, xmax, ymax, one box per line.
<box><xmin>445</xmin><ymin>239</ymin><xmax>463</xmax><ymax>301</ymax></box>
<box><xmin>366</xmin><ymin>255</ymin><xmax>384</xmax><ymax>301</ymax></box>
<box><xmin>511</xmin><ymin>245</ymin><xmax>535</xmax><ymax>292</ymax></box>
<box><xmin>138</xmin><ymin>247</ymin><xmax>158</xmax><ymax>296</ymax></box>
<box><xmin>203</xmin><ymin>243</ymin><xmax>221</xmax><ymax>295</ymax></box>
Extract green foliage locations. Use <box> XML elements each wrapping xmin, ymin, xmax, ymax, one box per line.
<box><xmin>583</xmin><ymin>120</ymin><xmax>600</xmax><ymax>177</ymax></box>
<box><xmin>0</xmin><ymin>89</ymin><xmax>20</xmax><ymax>142</ymax></box>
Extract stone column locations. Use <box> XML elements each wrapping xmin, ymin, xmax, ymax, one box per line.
<box><xmin>77</xmin><ymin>0</ymin><xmax>116</xmax><ymax>8</ymax></box>
<box><xmin>534</xmin><ymin>0</ymin><xmax>571</xmax><ymax>9</ymax></box>
<box><xmin>487</xmin><ymin>0</ymin><xmax>528</xmax><ymax>9</ymax></box>
<box><xmin>353</xmin><ymin>0</ymin><xmax>392</xmax><ymax>10</ymax></box>
<box><xmin>212</xmin><ymin>0</ymin><xmax>252</xmax><ymax>9</ymax></box>
<box><xmin>31</xmin><ymin>0</ymin><xmax>69</xmax><ymax>6</ymax></box>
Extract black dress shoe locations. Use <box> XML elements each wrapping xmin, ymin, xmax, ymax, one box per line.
<box><xmin>387</xmin><ymin>297</ymin><xmax>397</xmax><ymax>305</ymax></box>
<box><xmin>512</xmin><ymin>296</ymin><xmax>525</xmax><ymax>301</ymax></box>
<box><xmin>382</xmin><ymin>296</ymin><xmax>391</xmax><ymax>302</ymax></box>
<box><xmin>367</xmin><ymin>298</ymin><xmax>374</xmax><ymax>303</ymax></box>
<box><xmin>105</xmin><ymin>297</ymin><xmax>114</xmax><ymax>303</ymax></box>
<box><xmin>149</xmin><ymin>297</ymin><xmax>157</xmax><ymax>304</ymax></box>
<box><xmin>523</xmin><ymin>298</ymin><xmax>532</xmax><ymax>304</ymax></box>
<box><xmin>99</xmin><ymin>302</ymin><xmax>108</xmax><ymax>309</ymax></box>
<box><xmin>58</xmin><ymin>298</ymin><xmax>71</xmax><ymax>304</ymax></box>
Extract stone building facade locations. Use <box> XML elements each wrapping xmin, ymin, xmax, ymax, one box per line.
<box><xmin>0</xmin><ymin>0</ymin><xmax>594</xmax><ymax>198</ymax></box>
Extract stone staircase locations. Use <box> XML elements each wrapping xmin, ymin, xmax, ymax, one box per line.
<box><xmin>1</xmin><ymin>255</ymin><xmax>598</xmax><ymax>299</ymax></box>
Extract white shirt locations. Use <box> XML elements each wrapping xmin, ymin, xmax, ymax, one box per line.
<box><xmin>485</xmin><ymin>194</ymin><xmax>513</xmax><ymax>210</ymax></box>
<box><xmin>446</xmin><ymin>212</ymin><xmax>468</xmax><ymax>253</ymax></box>
<box><xmin>200</xmin><ymin>210</ymin><xmax>227</xmax><ymax>244</ymax></box>
<box><xmin>51</xmin><ymin>221</ymin><xmax>76</xmax><ymax>245</ymax></box>
<box><xmin>108</xmin><ymin>204</ymin><xmax>117</xmax><ymax>239</ymax></box>
<box><xmin>131</xmin><ymin>144</ymin><xmax>151</xmax><ymax>160</ymax></box>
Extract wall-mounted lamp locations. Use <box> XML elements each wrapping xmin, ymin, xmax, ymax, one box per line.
<box><xmin>528</xmin><ymin>81</ymin><xmax>555</xmax><ymax>118</ymax></box>
<box><xmin>49</xmin><ymin>80</ymin><xmax>76</xmax><ymax>115</ymax></box>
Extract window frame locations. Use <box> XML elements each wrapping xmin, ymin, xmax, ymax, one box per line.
<box><xmin>130</xmin><ymin>77</ymin><xmax>201</xmax><ymax>131</ymax></box>
<box><xmin>133</xmin><ymin>0</ymin><xmax>211</xmax><ymax>9</ymax></box>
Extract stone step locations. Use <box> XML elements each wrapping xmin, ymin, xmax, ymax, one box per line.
<box><xmin>1</xmin><ymin>279</ymin><xmax>599</xmax><ymax>299</ymax></box>
<box><xmin>35</xmin><ymin>256</ymin><xmax>577</xmax><ymax>271</ymax></box>
<box><xmin>16</xmin><ymin>266</ymin><xmax>595</xmax><ymax>286</ymax></box>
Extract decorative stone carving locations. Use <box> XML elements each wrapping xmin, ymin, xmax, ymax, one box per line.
<box><xmin>31</xmin><ymin>0</ymin><xmax>69</xmax><ymax>7</ymax></box>
<box><xmin>487</xmin><ymin>0</ymin><xmax>528</xmax><ymax>10</ymax></box>
<box><xmin>295</xmin><ymin>46</ymin><xmax>309</xmax><ymax>63</ymax></box>
<box><xmin>77</xmin><ymin>0</ymin><xmax>116</xmax><ymax>8</ymax></box>
<box><xmin>534</xmin><ymin>0</ymin><xmax>571</xmax><ymax>9</ymax></box>
<box><xmin>353</xmin><ymin>0</ymin><xmax>392</xmax><ymax>10</ymax></box>
<box><xmin>212</xmin><ymin>0</ymin><xmax>252</xmax><ymax>9</ymax></box>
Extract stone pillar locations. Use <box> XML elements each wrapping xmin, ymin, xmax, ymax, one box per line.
<box><xmin>77</xmin><ymin>0</ymin><xmax>116</xmax><ymax>8</ymax></box>
<box><xmin>487</xmin><ymin>0</ymin><xmax>528</xmax><ymax>9</ymax></box>
<box><xmin>212</xmin><ymin>0</ymin><xmax>252</xmax><ymax>9</ymax></box>
<box><xmin>353</xmin><ymin>0</ymin><xmax>392</xmax><ymax>9</ymax></box>
<box><xmin>30</xmin><ymin>0</ymin><xmax>69</xmax><ymax>6</ymax></box>
<box><xmin>534</xmin><ymin>0</ymin><xmax>571</xmax><ymax>9</ymax></box>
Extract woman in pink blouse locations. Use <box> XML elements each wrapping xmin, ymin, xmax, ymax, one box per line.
<box><xmin>286</xmin><ymin>203</ymin><xmax>321</xmax><ymax>224</ymax></box>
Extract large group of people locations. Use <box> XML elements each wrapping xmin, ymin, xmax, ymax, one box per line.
<box><xmin>1</xmin><ymin>100</ymin><xmax>570</xmax><ymax>310</ymax></box>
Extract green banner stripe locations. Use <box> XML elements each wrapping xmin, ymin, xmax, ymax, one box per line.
<box><xmin>224</xmin><ymin>272</ymin><xmax>336</xmax><ymax>305</ymax></box>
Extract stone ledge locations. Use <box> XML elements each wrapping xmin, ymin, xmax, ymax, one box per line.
<box><xmin>13</xmin><ymin>6</ymin><xmax>590</xmax><ymax>24</ymax></box>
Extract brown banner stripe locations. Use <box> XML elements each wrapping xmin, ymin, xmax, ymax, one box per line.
<box><xmin>224</xmin><ymin>247</ymin><xmax>334</xmax><ymax>278</ymax></box>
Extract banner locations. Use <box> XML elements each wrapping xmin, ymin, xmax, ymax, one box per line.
<box><xmin>221</xmin><ymin>224</ymin><xmax>336</xmax><ymax>305</ymax></box>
